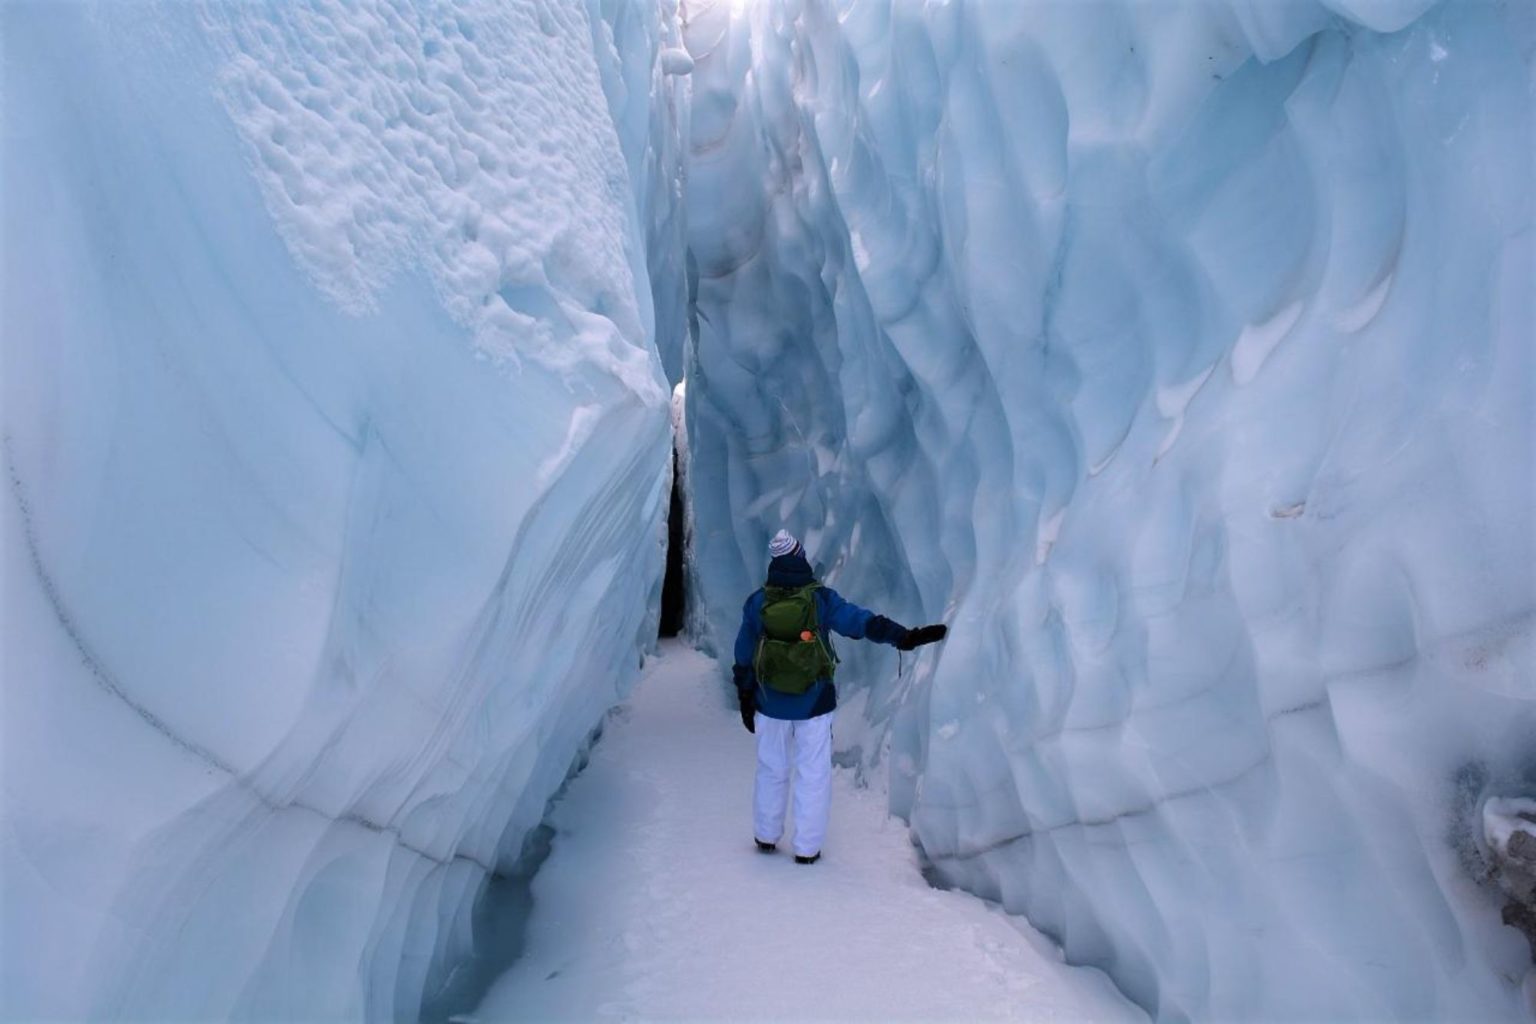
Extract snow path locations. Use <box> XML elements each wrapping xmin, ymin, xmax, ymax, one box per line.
<box><xmin>472</xmin><ymin>642</ymin><xmax>1144</xmax><ymax>1022</ymax></box>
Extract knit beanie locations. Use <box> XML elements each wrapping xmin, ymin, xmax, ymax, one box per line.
<box><xmin>768</xmin><ymin>529</ymin><xmax>802</xmax><ymax>559</ymax></box>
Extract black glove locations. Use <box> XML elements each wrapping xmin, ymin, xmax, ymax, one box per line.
<box><xmin>865</xmin><ymin>614</ymin><xmax>907</xmax><ymax>646</ymax></box>
<box><xmin>733</xmin><ymin>664</ymin><xmax>756</xmax><ymax>733</ymax></box>
<box><xmin>738</xmin><ymin>688</ymin><xmax>756</xmax><ymax>733</ymax></box>
<box><xmin>896</xmin><ymin>623</ymin><xmax>948</xmax><ymax>651</ymax></box>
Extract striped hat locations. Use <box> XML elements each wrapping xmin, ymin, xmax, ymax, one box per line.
<box><xmin>768</xmin><ymin>529</ymin><xmax>802</xmax><ymax>559</ymax></box>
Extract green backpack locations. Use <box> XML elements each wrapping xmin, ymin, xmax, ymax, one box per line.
<box><xmin>754</xmin><ymin>584</ymin><xmax>837</xmax><ymax>694</ymax></box>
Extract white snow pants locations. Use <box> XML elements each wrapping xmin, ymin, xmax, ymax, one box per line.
<box><xmin>753</xmin><ymin>710</ymin><xmax>834</xmax><ymax>858</ymax></box>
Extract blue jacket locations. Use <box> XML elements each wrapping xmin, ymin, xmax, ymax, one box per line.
<box><xmin>733</xmin><ymin>553</ymin><xmax>904</xmax><ymax>720</ymax></box>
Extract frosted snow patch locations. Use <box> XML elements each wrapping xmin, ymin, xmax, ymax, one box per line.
<box><xmin>538</xmin><ymin>406</ymin><xmax>604</xmax><ymax>486</ymax></box>
<box><xmin>1231</xmin><ymin>300</ymin><xmax>1304</xmax><ymax>385</ymax></box>
<box><xmin>1154</xmin><ymin>363</ymin><xmax>1216</xmax><ymax>459</ymax></box>
<box><xmin>205</xmin><ymin>0</ymin><xmax>659</xmax><ymax>399</ymax></box>
<box><xmin>660</xmin><ymin>47</ymin><xmax>695</xmax><ymax>75</ymax></box>
<box><xmin>1035</xmin><ymin>507</ymin><xmax>1066</xmax><ymax>566</ymax></box>
<box><xmin>1333</xmin><ymin>271</ymin><xmax>1395</xmax><ymax>333</ymax></box>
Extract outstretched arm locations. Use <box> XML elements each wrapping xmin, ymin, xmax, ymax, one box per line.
<box><xmin>820</xmin><ymin>587</ymin><xmax>905</xmax><ymax>644</ymax></box>
<box><xmin>820</xmin><ymin>587</ymin><xmax>947</xmax><ymax>649</ymax></box>
<box><xmin>818</xmin><ymin>586</ymin><xmax>877</xmax><ymax>639</ymax></box>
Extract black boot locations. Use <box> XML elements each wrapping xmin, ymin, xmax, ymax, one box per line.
<box><xmin>755</xmin><ymin>839</ymin><xmax>777</xmax><ymax>854</ymax></box>
<box><xmin>794</xmin><ymin>852</ymin><xmax>820</xmax><ymax>865</ymax></box>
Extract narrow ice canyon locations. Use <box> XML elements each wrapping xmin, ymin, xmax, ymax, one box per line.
<box><xmin>2</xmin><ymin>0</ymin><xmax>1532</xmax><ymax>1020</ymax></box>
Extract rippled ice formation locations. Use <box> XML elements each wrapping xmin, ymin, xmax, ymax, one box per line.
<box><xmin>680</xmin><ymin>0</ymin><xmax>1534</xmax><ymax>1017</ymax></box>
<box><xmin>1</xmin><ymin>0</ymin><xmax>685</xmax><ymax>1018</ymax></box>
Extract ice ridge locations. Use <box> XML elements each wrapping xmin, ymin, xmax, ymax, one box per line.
<box><xmin>1</xmin><ymin>1</ymin><xmax>687</xmax><ymax>1019</ymax></box>
<box><xmin>678</xmin><ymin>0</ymin><xmax>1535</xmax><ymax>1018</ymax></box>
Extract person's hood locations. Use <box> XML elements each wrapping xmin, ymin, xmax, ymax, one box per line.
<box><xmin>766</xmin><ymin>552</ymin><xmax>816</xmax><ymax>588</ymax></box>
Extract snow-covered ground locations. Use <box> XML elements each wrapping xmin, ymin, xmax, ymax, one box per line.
<box><xmin>472</xmin><ymin>643</ymin><xmax>1143</xmax><ymax>1023</ymax></box>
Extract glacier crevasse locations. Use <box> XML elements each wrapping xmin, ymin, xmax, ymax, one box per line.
<box><xmin>4</xmin><ymin>0</ymin><xmax>1535</xmax><ymax>1018</ymax></box>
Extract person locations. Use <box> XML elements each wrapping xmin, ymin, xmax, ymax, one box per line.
<box><xmin>732</xmin><ymin>529</ymin><xmax>947</xmax><ymax>864</ymax></box>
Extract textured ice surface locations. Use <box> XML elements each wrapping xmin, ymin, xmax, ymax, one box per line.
<box><xmin>680</xmin><ymin>0</ymin><xmax>1535</xmax><ymax>1018</ymax></box>
<box><xmin>1</xmin><ymin>1</ymin><xmax>685</xmax><ymax>1018</ymax></box>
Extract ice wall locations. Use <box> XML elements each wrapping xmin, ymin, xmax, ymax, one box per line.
<box><xmin>1</xmin><ymin>1</ymin><xmax>686</xmax><ymax>1018</ymax></box>
<box><xmin>681</xmin><ymin>0</ymin><xmax>1535</xmax><ymax>1017</ymax></box>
